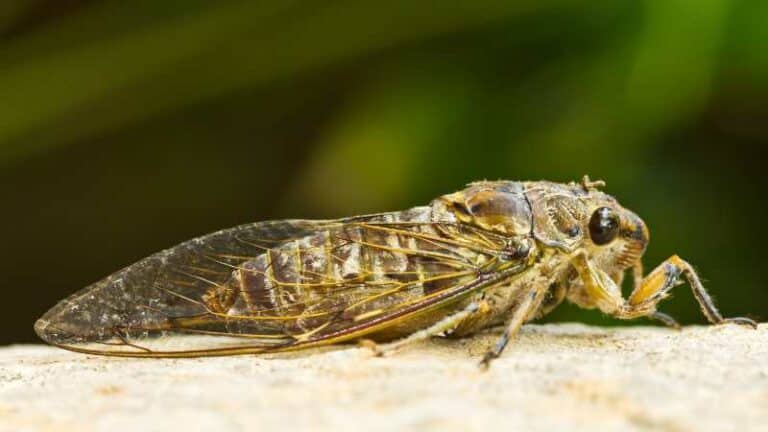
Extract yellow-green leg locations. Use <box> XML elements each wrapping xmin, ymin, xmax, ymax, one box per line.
<box><xmin>571</xmin><ymin>251</ymin><xmax>757</xmax><ymax>328</ymax></box>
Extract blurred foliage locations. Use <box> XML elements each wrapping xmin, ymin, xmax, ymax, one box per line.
<box><xmin>1</xmin><ymin>0</ymin><xmax>767</xmax><ymax>344</ymax></box>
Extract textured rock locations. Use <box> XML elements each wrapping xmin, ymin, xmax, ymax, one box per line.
<box><xmin>1</xmin><ymin>323</ymin><xmax>766</xmax><ymax>432</ymax></box>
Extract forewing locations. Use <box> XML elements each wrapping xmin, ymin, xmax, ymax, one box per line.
<box><xmin>35</xmin><ymin>219</ymin><xmax>338</xmax><ymax>354</ymax></box>
<box><xmin>36</xmin><ymin>214</ymin><xmax>527</xmax><ymax>356</ymax></box>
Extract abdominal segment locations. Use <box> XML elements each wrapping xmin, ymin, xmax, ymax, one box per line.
<box><xmin>205</xmin><ymin>209</ymin><xmax>479</xmax><ymax>339</ymax></box>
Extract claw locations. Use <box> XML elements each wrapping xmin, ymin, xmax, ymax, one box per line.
<box><xmin>721</xmin><ymin>317</ymin><xmax>758</xmax><ymax>329</ymax></box>
<box><xmin>650</xmin><ymin>311</ymin><xmax>682</xmax><ymax>330</ymax></box>
<box><xmin>478</xmin><ymin>352</ymin><xmax>497</xmax><ymax>371</ymax></box>
<box><xmin>358</xmin><ymin>339</ymin><xmax>385</xmax><ymax>356</ymax></box>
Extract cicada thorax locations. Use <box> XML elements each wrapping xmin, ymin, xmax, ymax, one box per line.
<box><xmin>439</xmin><ymin>181</ymin><xmax>532</xmax><ymax>237</ymax></box>
<box><xmin>524</xmin><ymin>182</ymin><xmax>591</xmax><ymax>250</ymax></box>
<box><xmin>199</xmin><ymin>207</ymin><xmax>487</xmax><ymax>337</ymax></box>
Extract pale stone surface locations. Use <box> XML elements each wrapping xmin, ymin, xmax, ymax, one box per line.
<box><xmin>1</xmin><ymin>323</ymin><xmax>766</xmax><ymax>432</ymax></box>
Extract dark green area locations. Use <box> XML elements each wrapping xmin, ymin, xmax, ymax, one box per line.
<box><xmin>2</xmin><ymin>0</ymin><xmax>766</xmax><ymax>344</ymax></box>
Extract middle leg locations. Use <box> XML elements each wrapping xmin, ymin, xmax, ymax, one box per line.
<box><xmin>479</xmin><ymin>286</ymin><xmax>547</xmax><ymax>370</ymax></box>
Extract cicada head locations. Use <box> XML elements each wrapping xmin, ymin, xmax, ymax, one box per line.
<box><xmin>526</xmin><ymin>177</ymin><xmax>649</xmax><ymax>274</ymax></box>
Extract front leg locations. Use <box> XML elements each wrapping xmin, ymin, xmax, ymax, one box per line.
<box><xmin>625</xmin><ymin>255</ymin><xmax>756</xmax><ymax>327</ymax></box>
<box><xmin>571</xmin><ymin>251</ymin><xmax>756</xmax><ymax>328</ymax></box>
<box><xmin>648</xmin><ymin>311</ymin><xmax>681</xmax><ymax>329</ymax></box>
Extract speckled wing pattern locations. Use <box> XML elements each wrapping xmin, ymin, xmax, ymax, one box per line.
<box><xmin>35</xmin><ymin>208</ymin><xmax>525</xmax><ymax>357</ymax></box>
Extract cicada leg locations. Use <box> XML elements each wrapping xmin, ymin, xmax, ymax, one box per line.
<box><xmin>361</xmin><ymin>288</ymin><xmax>546</xmax><ymax>370</ymax></box>
<box><xmin>648</xmin><ymin>311</ymin><xmax>681</xmax><ymax>329</ymax></box>
<box><xmin>571</xmin><ymin>252</ymin><xmax>757</xmax><ymax>328</ymax></box>
<box><xmin>626</xmin><ymin>255</ymin><xmax>756</xmax><ymax>327</ymax></box>
<box><xmin>478</xmin><ymin>287</ymin><xmax>545</xmax><ymax>370</ymax></box>
<box><xmin>535</xmin><ymin>281</ymin><xmax>567</xmax><ymax>319</ymax></box>
<box><xmin>359</xmin><ymin>301</ymin><xmax>489</xmax><ymax>357</ymax></box>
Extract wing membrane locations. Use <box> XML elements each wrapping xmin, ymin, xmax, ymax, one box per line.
<box><xmin>35</xmin><ymin>211</ymin><xmax>525</xmax><ymax>356</ymax></box>
<box><xmin>35</xmin><ymin>220</ymin><xmax>337</xmax><ymax>352</ymax></box>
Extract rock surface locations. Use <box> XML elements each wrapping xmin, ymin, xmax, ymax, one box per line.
<box><xmin>1</xmin><ymin>323</ymin><xmax>766</xmax><ymax>432</ymax></box>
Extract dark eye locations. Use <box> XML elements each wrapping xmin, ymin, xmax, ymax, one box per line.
<box><xmin>588</xmin><ymin>207</ymin><xmax>620</xmax><ymax>245</ymax></box>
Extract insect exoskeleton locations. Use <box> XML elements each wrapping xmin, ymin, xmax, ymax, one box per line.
<box><xmin>35</xmin><ymin>176</ymin><xmax>756</xmax><ymax>366</ymax></box>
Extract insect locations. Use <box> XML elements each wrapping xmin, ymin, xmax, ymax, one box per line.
<box><xmin>35</xmin><ymin>176</ymin><xmax>756</xmax><ymax>367</ymax></box>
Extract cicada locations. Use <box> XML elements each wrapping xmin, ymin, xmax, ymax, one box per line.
<box><xmin>35</xmin><ymin>176</ymin><xmax>756</xmax><ymax>367</ymax></box>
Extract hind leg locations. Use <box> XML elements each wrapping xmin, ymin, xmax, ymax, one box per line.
<box><xmin>360</xmin><ymin>300</ymin><xmax>492</xmax><ymax>356</ymax></box>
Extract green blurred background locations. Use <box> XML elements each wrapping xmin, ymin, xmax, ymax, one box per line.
<box><xmin>2</xmin><ymin>1</ymin><xmax>766</xmax><ymax>344</ymax></box>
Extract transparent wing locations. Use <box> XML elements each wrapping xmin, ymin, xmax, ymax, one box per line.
<box><xmin>35</xmin><ymin>214</ymin><xmax>526</xmax><ymax>357</ymax></box>
<box><xmin>35</xmin><ymin>219</ymin><xmax>335</xmax><ymax>353</ymax></box>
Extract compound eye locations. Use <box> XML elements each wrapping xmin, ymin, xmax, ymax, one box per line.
<box><xmin>588</xmin><ymin>207</ymin><xmax>620</xmax><ymax>245</ymax></box>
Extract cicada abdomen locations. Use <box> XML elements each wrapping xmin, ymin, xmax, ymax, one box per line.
<box><xmin>202</xmin><ymin>208</ymin><xmax>481</xmax><ymax>339</ymax></box>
